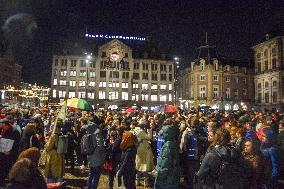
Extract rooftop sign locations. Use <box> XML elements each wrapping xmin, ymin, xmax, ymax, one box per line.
<box><xmin>85</xmin><ymin>33</ymin><xmax>146</xmax><ymax>41</ymax></box>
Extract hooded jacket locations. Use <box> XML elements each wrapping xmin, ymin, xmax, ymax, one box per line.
<box><xmin>155</xmin><ymin>125</ymin><xmax>180</xmax><ymax>189</ymax></box>
<box><xmin>85</xmin><ymin>124</ymin><xmax>106</xmax><ymax>167</ymax></box>
<box><xmin>260</xmin><ymin>129</ymin><xmax>279</xmax><ymax>178</ymax></box>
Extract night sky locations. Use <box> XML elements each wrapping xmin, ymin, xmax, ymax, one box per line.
<box><xmin>0</xmin><ymin>0</ymin><xmax>283</xmax><ymax>86</ymax></box>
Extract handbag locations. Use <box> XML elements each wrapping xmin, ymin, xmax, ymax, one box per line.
<box><xmin>114</xmin><ymin>174</ymin><xmax>126</xmax><ymax>189</ymax></box>
<box><xmin>103</xmin><ymin>160</ymin><xmax>113</xmax><ymax>171</ymax></box>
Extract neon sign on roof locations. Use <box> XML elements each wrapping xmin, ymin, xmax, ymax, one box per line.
<box><xmin>85</xmin><ymin>33</ymin><xmax>146</xmax><ymax>41</ymax></box>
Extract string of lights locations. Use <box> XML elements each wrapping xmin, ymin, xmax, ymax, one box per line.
<box><xmin>85</xmin><ymin>33</ymin><xmax>146</xmax><ymax>41</ymax></box>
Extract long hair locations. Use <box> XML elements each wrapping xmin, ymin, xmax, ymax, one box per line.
<box><xmin>120</xmin><ymin>131</ymin><xmax>136</xmax><ymax>150</ymax></box>
<box><xmin>210</xmin><ymin>127</ymin><xmax>231</xmax><ymax>149</ymax></box>
<box><xmin>18</xmin><ymin>147</ymin><xmax>41</xmax><ymax>165</ymax></box>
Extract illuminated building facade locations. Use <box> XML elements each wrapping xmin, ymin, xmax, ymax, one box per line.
<box><xmin>51</xmin><ymin>39</ymin><xmax>175</xmax><ymax>109</ymax></box>
<box><xmin>178</xmin><ymin>44</ymin><xmax>254</xmax><ymax>111</ymax></box>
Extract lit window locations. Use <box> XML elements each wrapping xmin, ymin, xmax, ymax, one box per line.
<box><xmin>160</xmin><ymin>85</ymin><xmax>166</xmax><ymax>90</ymax></box>
<box><xmin>60</xmin><ymin>69</ymin><xmax>67</xmax><ymax>76</ymax></box>
<box><xmin>53</xmin><ymin>79</ymin><xmax>58</xmax><ymax>85</ymax></box>
<box><xmin>69</xmin><ymin>81</ymin><xmax>76</xmax><ymax>87</ymax></box>
<box><xmin>142</xmin><ymin>94</ymin><xmax>148</xmax><ymax>101</ymax></box>
<box><xmin>89</xmin><ymin>81</ymin><xmax>95</xmax><ymax>87</ymax></box>
<box><xmin>199</xmin><ymin>86</ymin><xmax>206</xmax><ymax>98</ymax></box>
<box><xmin>52</xmin><ymin>90</ymin><xmax>57</xmax><ymax>98</ymax></box>
<box><xmin>90</xmin><ymin>72</ymin><xmax>96</xmax><ymax>77</ymax></box>
<box><xmin>142</xmin><ymin>84</ymin><xmax>148</xmax><ymax>90</ymax></box>
<box><xmin>78</xmin><ymin>92</ymin><xmax>86</xmax><ymax>98</ymax></box>
<box><xmin>200</xmin><ymin>75</ymin><xmax>206</xmax><ymax>81</ymax></box>
<box><xmin>160</xmin><ymin>95</ymin><xmax>167</xmax><ymax>102</ymax></box>
<box><xmin>133</xmin><ymin>83</ymin><xmax>139</xmax><ymax>89</ymax></box>
<box><xmin>226</xmin><ymin>88</ymin><xmax>230</xmax><ymax>99</ymax></box>
<box><xmin>169</xmin><ymin>84</ymin><xmax>172</xmax><ymax>90</ymax></box>
<box><xmin>151</xmin><ymin>95</ymin><xmax>158</xmax><ymax>101</ymax></box>
<box><xmin>99</xmin><ymin>82</ymin><xmax>106</xmax><ymax>87</ymax></box>
<box><xmin>59</xmin><ymin>91</ymin><xmax>66</xmax><ymax>98</ymax></box>
<box><xmin>88</xmin><ymin>93</ymin><xmax>95</xmax><ymax>99</ymax></box>
<box><xmin>109</xmin><ymin>92</ymin><xmax>119</xmax><ymax>100</ymax></box>
<box><xmin>132</xmin><ymin>94</ymin><xmax>139</xmax><ymax>101</ymax></box>
<box><xmin>59</xmin><ymin>80</ymin><xmax>67</xmax><ymax>86</ymax></box>
<box><xmin>99</xmin><ymin>91</ymin><xmax>105</xmax><ymax>99</ymax></box>
<box><xmin>168</xmin><ymin>94</ymin><xmax>172</xmax><ymax>101</ymax></box>
<box><xmin>122</xmin><ymin>83</ymin><xmax>128</xmax><ymax>89</ymax></box>
<box><xmin>80</xmin><ymin>70</ymin><xmax>87</xmax><ymax>77</ymax></box>
<box><xmin>122</xmin><ymin>92</ymin><xmax>128</xmax><ymax>100</ymax></box>
<box><xmin>68</xmin><ymin>92</ymin><xmax>76</xmax><ymax>98</ymax></box>
<box><xmin>79</xmin><ymin>80</ymin><xmax>86</xmax><ymax>86</ymax></box>
<box><xmin>151</xmin><ymin>84</ymin><xmax>158</xmax><ymax>89</ymax></box>
<box><xmin>70</xmin><ymin>71</ymin><xmax>76</xmax><ymax>77</ymax></box>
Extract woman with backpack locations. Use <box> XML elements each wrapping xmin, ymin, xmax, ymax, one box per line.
<box><xmin>194</xmin><ymin>127</ymin><xmax>243</xmax><ymax>189</ymax></box>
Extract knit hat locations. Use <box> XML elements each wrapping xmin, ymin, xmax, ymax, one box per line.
<box><xmin>263</xmin><ymin>129</ymin><xmax>277</xmax><ymax>144</ymax></box>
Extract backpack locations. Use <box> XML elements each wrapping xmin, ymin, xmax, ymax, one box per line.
<box><xmin>81</xmin><ymin>132</ymin><xmax>97</xmax><ymax>155</ymax></box>
<box><xmin>214</xmin><ymin>147</ymin><xmax>245</xmax><ymax>189</ymax></box>
<box><xmin>56</xmin><ymin>135</ymin><xmax>68</xmax><ymax>154</ymax></box>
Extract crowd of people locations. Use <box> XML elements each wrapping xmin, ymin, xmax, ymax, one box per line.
<box><xmin>0</xmin><ymin>105</ymin><xmax>283</xmax><ymax>189</ymax></box>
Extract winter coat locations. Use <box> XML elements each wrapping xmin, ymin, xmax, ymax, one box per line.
<box><xmin>232</xmin><ymin>137</ymin><xmax>245</xmax><ymax>152</ymax></box>
<box><xmin>19</xmin><ymin>126</ymin><xmax>40</xmax><ymax>153</ymax></box>
<box><xmin>86</xmin><ymin>124</ymin><xmax>106</xmax><ymax>168</ymax></box>
<box><xmin>112</xmin><ymin>135</ymin><xmax>122</xmax><ymax>163</ymax></box>
<box><xmin>278</xmin><ymin>128</ymin><xmax>284</xmax><ymax>151</ymax></box>
<box><xmin>155</xmin><ymin>125</ymin><xmax>180</xmax><ymax>189</ymax></box>
<box><xmin>118</xmin><ymin>146</ymin><xmax>137</xmax><ymax>189</ymax></box>
<box><xmin>134</xmin><ymin>127</ymin><xmax>154</xmax><ymax>172</ymax></box>
<box><xmin>44</xmin><ymin>134</ymin><xmax>65</xmax><ymax>179</ymax></box>
<box><xmin>195</xmin><ymin>145</ymin><xmax>242</xmax><ymax>189</ymax></box>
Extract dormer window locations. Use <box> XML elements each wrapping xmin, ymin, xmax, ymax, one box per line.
<box><xmin>225</xmin><ymin>66</ymin><xmax>230</xmax><ymax>72</ymax></box>
<box><xmin>200</xmin><ymin>62</ymin><xmax>205</xmax><ymax>71</ymax></box>
<box><xmin>234</xmin><ymin>66</ymin><xmax>239</xmax><ymax>72</ymax></box>
<box><xmin>215</xmin><ymin>62</ymin><xmax>218</xmax><ymax>71</ymax></box>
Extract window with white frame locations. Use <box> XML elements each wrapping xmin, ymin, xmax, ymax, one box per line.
<box><xmin>80</xmin><ymin>70</ymin><xmax>86</xmax><ymax>77</ymax></box>
<box><xmin>168</xmin><ymin>94</ymin><xmax>172</xmax><ymax>101</ymax></box>
<box><xmin>132</xmin><ymin>94</ymin><xmax>139</xmax><ymax>101</ymax></box>
<box><xmin>151</xmin><ymin>95</ymin><xmax>158</xmax><ymax>101</ymax></box>
<box><xmin>78</xmin><ymin>91</ymin><xmax>86</xmax><ymax>98</ymax></box>
<box><xmin>199</xmin><ymin>86</ymin><xmax>206</xmax><ymax>98</ymax></box>
<box><xmin>88</xmin><ymin>93</ymin><xmax>95</xmax><ymax>99</ymax></box>
<box><xmin>122</xmin><ymin>92</ymin><xmax>128</xmax><ymax>100</ymax></box>
<box><xmin>160</xmin><ymin>85</ymin><xmax>166</xmax><ymax>90</ymax></box>
<box><xmin>226</xmin><ymin>88</ymin><xmax>230</xmax><ymax>99</ymax></box>
<box><xmin>215</xmin><ymin>62</ymin><xmax>218</xmax><ymax>70</ymax></box>
<box><xmin>141</xmin><ymin>94</ymin><xmax>148</xmax><ymax>101</ymax></box>
<box><xmin>69</xmin><ymin>80</ymin><xmax>76</xmax><ymax>87</ymax></box>
<box><xmin>213</xmin><ymin>75</ymin><xmax>218</xmax><ymax>81</ymax></box>
<box><xmin>225</xmin><ymin>66</ymin><xmax>230</xmax><ymax>72</ymax></box>
<box><xmin>122</xmin><ymin>83</ymin><xmax>128</xmax><ymax>89</ymax></box>
<box><xmin>59</xmin><ymin>91</ymin><xmax>66</xmax><ymax>98</ymax></box>
<box><xmin>52</xmin><ymin>90</ymin><xmax>56</xmax><ymax>98</ymax></box>
<box><xmin>79</xmin><ymin>80</ymin><xmax>86</xmax><ymax>86</ymax></box>
<box><xmin>89</xmin><ymin>81</ymin><xmax>95</xmax><ymax>87</ymax></box>
<box><xmin>60</xmin><ymin>69</ymin><xmax>67</xmax><ymax>76</ymax></box>
<box><xmin>89</xmin><ymin>72</ymin><xmax>96</xmax><ymax>77</ymax></box>
<box><xmin>109</xmin><ymin>91</ymin><xmax>119</xmax><ymax>100</ymax></box>
<box><xmin>160</xmin><ymin>95</ymin><xmax>167</xmax><ymax>102</ymax></box>
<box><xmin>151</xmin><ymin>84</ymin><xmax>158</xmax><ymax>89</ymax></box>
<box><xmin>99</xmin><ymin>91</ymin><xmax>105</xmax><ymax>99</ymax></box>
<box><xmin>70</xmin><ymin>71</ymin><xmax>76</xmax><ymax>77</ymax></box>
<box><xmin>200</xmin><ymin>62</ymin><xmax>205</xmax><ymax>70</ymax></box>
<box><xmin>68</xmin><ymin>92</ymin><xmax>76</xmax><ymax>98</ymax></box>
<box><xmin>142</xmin><ymin>84</ymin><xmax>148</xmax><ymax>90</ymax></box>
<box><xmin>59</xmin><ymin>80</ymin><xmax>67</xmax><ymax>86</ymax></box>
<box><xmin>213</xmin><ymin>86</ymin><xmax>219</xmax><ymax>97</ymax></box>
<box><xmin>99</xmin><ymin>82</ymin><xmax>106</xmax><ymax>87</ymax></box>
<box><xmin>225</xmin><ymin>76</ymin><xmax>230</xmax><ymax>82</ymax></box>
<box><xmin>169</xmin><ymin>84</ymin><xmax>172</xmax><ymax>90</ymax></box>
<box><xmin>53</xmin><ymin>79</ymin><xmax>58</xmax><ymax>85</ymax></box>
<box><xmin>243</xmin><ymin>78</ymin><xmax>247</xmax><ymax>84</ymax></box>
<box><xmin>200</xmin><ymin>75</ymin><xmax>206</xmax><ymax>81</ymax></box>
<box><xmin>133</xmin><ymin>83</ymin><xmax>139</xmax><ymax>89</ymax></box>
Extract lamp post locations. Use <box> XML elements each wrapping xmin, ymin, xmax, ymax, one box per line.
<box><xmin>174</xmin><ymin>57</ymin><xmax>180</xmax><ymax>106</ymax></box>
<box><xmin>85</xmin><ymin>52</ymin><xmax>93</xmax><ymax>101</ymax></box>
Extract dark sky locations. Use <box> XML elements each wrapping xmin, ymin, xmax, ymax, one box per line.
<box><xmin>0</xmin><ymin>0</ymin><xmax>284</xmax><ymax>86</ymax></box>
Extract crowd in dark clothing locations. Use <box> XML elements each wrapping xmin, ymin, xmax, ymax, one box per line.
<box><xmin>0</xmin><ymin>106</ymin><xmax>283</xmax><ymax>189</ymax></box>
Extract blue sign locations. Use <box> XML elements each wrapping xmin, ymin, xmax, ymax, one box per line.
<box><xmin>85</xmin><ymin>33</ymin><xmax>146</xmax><ymax>41</ymax></box>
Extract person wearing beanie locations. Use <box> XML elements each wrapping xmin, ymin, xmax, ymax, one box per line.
<box><xmin>260</xmin><ymin>128</ymin><xmax>280</xmax><ymax>188</ymax></box>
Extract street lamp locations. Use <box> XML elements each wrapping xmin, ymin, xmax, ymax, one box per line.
<box><xmin>85</xmin><ymin>52</ymin><xmax>93</xmax><ymax>101</ymax></box>
<box><xmin>173</xmin><ymin>56</ymin><xmax>180</xmax><ymax>106</ymax></box>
